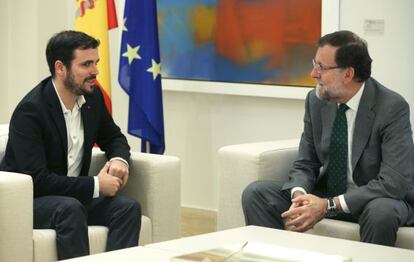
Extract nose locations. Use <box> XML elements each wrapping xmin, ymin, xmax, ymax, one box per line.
<box><xmin>310</xmin><ymin>67</ymin><xmax>320</xmax><ymax>79</ymax></box>
<box><xmin>91</xmin><ymin>63</ymin><xmax>99</xmax><ymax>75</ymax></box>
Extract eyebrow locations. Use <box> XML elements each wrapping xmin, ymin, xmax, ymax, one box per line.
<box><xmin>81</xmin><ymin>58</ymin><xmax>100</xmax><ymax>64</ymax></box>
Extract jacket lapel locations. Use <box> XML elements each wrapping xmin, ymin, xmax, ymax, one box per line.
<box><xmin>351</xmin><ymin>79</ymin><xmax>376</xmax><ymax>171</ymax></box>
<box><xmin>45</xmin><ymin>79</ymin><xmax>68</xmax><ymax>155</ymax></box>
<box><xmin>81</xmin><ymin>95</ymin><xmax>95</xmax><ymax>152</ymax></box>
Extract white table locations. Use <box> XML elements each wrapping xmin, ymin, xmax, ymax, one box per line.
<box><xmin>147</xmin><ymin>226</ymin><xmax>414</xmax><ymax>261</ymax></box>
<box><xmin>63</xmin><ymin>226</ymin><xmax>414</xmax><ymax>261</ymax></box>
<box><xmin>61</xmin><ymin>246</ymin><xmax>179</xmax><ymax>261</ymax></box>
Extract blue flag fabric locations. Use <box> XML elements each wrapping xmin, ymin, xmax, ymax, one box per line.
<box><xmin>118</xmin><ymin>0</ymin><xmax>165</xmax><ymax>154</ymax></box>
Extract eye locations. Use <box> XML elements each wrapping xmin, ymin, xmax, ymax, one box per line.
<box><xmin>82</xmin><ymin>60</ymin><xmax>98</xmax><ymax>67</ymax></box>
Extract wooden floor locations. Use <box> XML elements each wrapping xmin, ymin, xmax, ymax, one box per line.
<box><xmin>181</xmin><ymin>207</ymin><xmax>217</xmax><ymax>237</ymax></box>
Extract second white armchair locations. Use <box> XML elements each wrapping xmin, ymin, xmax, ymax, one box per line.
<box><xmin>218</xmin><ymin>139</ymin><xmax>414</xmax><ymax>250</ymax></box>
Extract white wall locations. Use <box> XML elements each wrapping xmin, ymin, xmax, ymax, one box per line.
<box><xmin>162</xmin><ymin>91</ymin><xmax>304</xmax><ymax>209</ymax></box>
<box><xmin>7</xmin><ymin>1</ymin><xmax>40</xmax><ymax>115</ymax></box>
<box><xmin>340</xmin><ymin>0</ymin><xmax>414</xmax><ymax>120</ymax></box>
<box><xmin>0</xmin><ymin>0</ymin><xmax>9</xmax><ymax>123</ymax></box>
<box><xmin>0</xmin><ymin>0</ymin><xmax>73</xmax><ymax>122</ymax></box>
<box><xmin>1</xmin><ymin>0</ymin><xmax>413</xmax><ymax>210</ymax></box>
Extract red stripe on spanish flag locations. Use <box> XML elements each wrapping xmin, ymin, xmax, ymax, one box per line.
<box><xmin>74</xmin><ymin>0</ymin><xmax>117</xmax><ymax>114</ymax></box>
<box><xmin>107</xmin><ymin>0</ymin><xmax>118</xmax><ymax>29</ymax></box>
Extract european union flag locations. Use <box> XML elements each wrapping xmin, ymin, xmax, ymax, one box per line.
<box><xmin>118</xmin><ymin>0</ymin><xmax>165</xmax><ymax>154</ymax></box>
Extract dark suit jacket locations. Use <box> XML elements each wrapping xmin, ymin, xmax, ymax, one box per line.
<box><xmin>0</xmin><ymin>77</ymin><xmax>130</xmax><ymax>205</ymax></box>
<box><xmin>283</xmin><ymin>77</ymin><xmax>414</xmax><ymax>216</ymax></box>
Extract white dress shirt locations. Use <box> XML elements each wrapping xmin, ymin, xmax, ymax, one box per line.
<box><xmin>52</xmin><ymin>81</ymin><xmax>100</xmax><ymax>197</ymax></box>
<box><xmin>292</xmin><ymin>82</ymin><xmax>366</xmax><ymax>213</ymax></box>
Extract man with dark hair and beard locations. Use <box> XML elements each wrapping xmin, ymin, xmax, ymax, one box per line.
<box><xmin>242</xmin><ymin>30</ymin><xmax>414</xmax><ymax>246</ymax></box>
<box><xmin>0</xmin><ymin>30</ymin><xmax>141</xmax><ymax>260</ymax></box>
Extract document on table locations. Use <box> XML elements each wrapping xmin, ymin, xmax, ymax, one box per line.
<box><xmin>170</xmin><ymin>241</ymin><xmax>352</xmax><ymax>262</ymax></box>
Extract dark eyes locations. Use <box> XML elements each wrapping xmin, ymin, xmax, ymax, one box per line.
<box><xmin>82</xmin><ymin>61</ymin><xmax>98</xmax><ymax>67</ymax></box>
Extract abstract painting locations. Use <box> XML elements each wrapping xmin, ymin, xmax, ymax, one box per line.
<box><xmin>157</xmin><ymin>0</ymin><xmax>321</xmax><ymax>87</ymax></box>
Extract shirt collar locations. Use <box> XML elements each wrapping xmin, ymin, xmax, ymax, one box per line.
<box><xmin>52</xmin><ymin>79</ymin><xmax>86</xmax><ymax>113</ymax></box>
<box><xmin>343</xmin><ymin>81</ymin><xmax>365</xmax><ymax>112</ymax></box>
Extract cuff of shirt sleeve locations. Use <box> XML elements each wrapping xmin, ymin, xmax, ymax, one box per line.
<box><xmin>93</xmin><ymin>176</ymin><xmax>99</xmax><ymax>198</ymax></box>
<box><xmin>110</xmin><ymin>157</ymin><xmax>129</xmax><ymax>168</ymax></box>
<box><xmin>338</xmin><ymin>194</ymin><xmax>350</xmax><ymax>213</ymax></box>
<box><xmin>291</xmin><ymin>187</ymin><xmax>307</xmax><ymax>199</ymax></box>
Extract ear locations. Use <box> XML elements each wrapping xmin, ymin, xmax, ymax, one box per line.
<box><xmin>54</xmin><ymin>60</ymin><xmax>67</xmax><ymax>77</ymax></box>
<box><xmin>343</xmin><ymin>67</ymin><xmax>355</xmax><ymax>84</ymax></box>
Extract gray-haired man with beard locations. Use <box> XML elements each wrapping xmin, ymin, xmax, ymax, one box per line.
<box><xmin>242</xmin><ymin>30</ymin><xmax>414</xmax><ymax>246</ymax></box>
<box><xmin>1</xmin><ymin>30</ymin><xmax>141</xmax><ymax>260</ymax></box>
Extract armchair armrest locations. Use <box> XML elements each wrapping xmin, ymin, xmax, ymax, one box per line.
<box><xmin>217</xmin><ymin>139</ymin><xmax>299</xmax><ymax>230</ymax></box>
<box><xmin>89</xmin><ymin>149</ymin><xmax>181</xmax><ymax>243</ymax></box>
<box><xmin>0</xmin><ymin>172</ymin><xmax>33</xmax><ymax>262</ymax></box>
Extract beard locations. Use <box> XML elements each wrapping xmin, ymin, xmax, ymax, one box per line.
<box><xmin>316</xmin><ymin>83</ymin><xmax>334</xmax><ymax>101</ymax></box>
<box><xmin>64</xmin><ymin>71</ymin><xmax>96</xmax><ymax>96</ymax></box>
<box><xmin>315</xmin><ymin>80</ymin><xmax>345</xmax><ymax>102</ymax></box>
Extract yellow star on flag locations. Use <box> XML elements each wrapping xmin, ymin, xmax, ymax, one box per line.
<box><xmin>147</xmin><ymin>59</ymin><xmax>161</xmax><ymax>80</ymax></box>
<box><xmin>122</xmin><ymin>44</ymin><xmax>141</xmax><ymax>64</ymax></box>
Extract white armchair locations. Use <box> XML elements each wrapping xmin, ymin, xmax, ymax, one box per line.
<box><xmin>0</xmin><ymin>124</ymin><xmax>181</xmax><ymax>262</ymax></box>
<box><xmin>218</xmin><ymin>139</ymin><xmax>414</xmax><ymax>250</ymax></box>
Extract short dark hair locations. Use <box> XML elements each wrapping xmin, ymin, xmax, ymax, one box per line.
<box><xmin>318</xmin><ymin>30</ymin><xmax>372</xmax><ymax>82</ymax></box>
<box><xmin>46</xmin><ymin>30</ymin><xmax>100</xmax><ymax>76</ymax></box>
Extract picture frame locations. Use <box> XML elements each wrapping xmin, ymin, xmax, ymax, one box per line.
<box><xmin>161</xmin><ymin>0</ymin><xmax>340</xmax><ymax>99</ymax></box>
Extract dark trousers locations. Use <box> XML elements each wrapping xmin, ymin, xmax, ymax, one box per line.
<box><xmin>242</xmin><ymin>180</ymin><xmax>414</xmax><ymax>246</ymax></box>
<box><xmin>34</xmin><ymin>195</ymin><xmax>141</xmax><ymax>260</ymax></box>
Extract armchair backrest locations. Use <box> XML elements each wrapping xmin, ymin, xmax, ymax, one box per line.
<box><xmin>0</xmin><ymin>124</ymin><xmax>9</xmax><ymax>161</ymax></box>
<box><xmin>0</xmin><ymin>123</ymin><xmax>34</xmax><ymax>262</ymax></box>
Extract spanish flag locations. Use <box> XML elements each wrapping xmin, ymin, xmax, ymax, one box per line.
<box><xmin>74</xmin><ymin>0</ymin><xmax>118</xmax><ymax>114</ymax></box>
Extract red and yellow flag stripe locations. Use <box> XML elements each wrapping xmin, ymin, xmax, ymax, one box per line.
<box><xmin>75</xmin><ymin>0</ymin><xmax>118</xmax><ymax>114</ymax></box>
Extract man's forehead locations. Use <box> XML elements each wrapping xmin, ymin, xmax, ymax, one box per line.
<box><xmin>316</xmin><ymin>45</ymin><xmax>337</xmax><ymax>62</ymax></box>
<box><xmin>73</xmin><ymin>48</ymin><xmax>99</xmax><ymax>60</ymax></box>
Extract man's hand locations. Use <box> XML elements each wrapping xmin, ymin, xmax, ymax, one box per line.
<box><xmin>282</xmin><ymin>194</ymin><xmax>327</xmax><ymax>232</ymax></box>
<box><xmin>292</xmin><ymin>190</ymin><xmax>305</xmax><ymax>200</ymax></box>
<box><xmin>97</xmin><ymin>162</ymin><xmax>123</xmax><ymax>196</ymax></box>
<box><xmin>283</xmin><ymin>191</ymin><xmax>306</xmax><ymax>231</ymax></box>
<box><xmin>108</xmin><ymin>160</ymin><xmax>129</xmax><ymax>188</ymax></box>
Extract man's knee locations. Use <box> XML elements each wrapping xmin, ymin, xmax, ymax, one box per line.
<box><xmin>116</xmin><ymin>196</ymin><xmax>141</xmax><ymax>219</ymax></box>
<box><xmin>359</xmin><ymin>198</ymin><xmax>402</xmax><ymax>233</ymax></box>
<box><xmin>242</xmin><ymin>181</ymin><xmax>286</xmax><ymax>210</ymax></box>
<box><xmin>360</xmin><ymin>198</ymin><xmax>401</xmax><ymax>226</ymax></box>
<box><xmin>58</xmin><ymin>197</ymin><xmax>87</xmax><ymax>218</ymax></box>
<box><xmin>359</xmin><ymin>198</ymin><xmax>404</xmax><ymax>246</ymax></box>
<box><xmin>128</xmin><ymin>199</ymin><xmax>141</xmax><ymax>218</ymax></box>
<box><xmin>53</xmin><ymin>197</ymin><xmax>88</xmax><ymax>234</ymax></box>
<box><xmin>241</xmin><ymin>181</ymin><xmax>288</xmax><ymax>228</ymax></box>
<box><xmin>242</xmin><ymin>181</ymin><xmax>266</xmax><ymax>207</ymax></box>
